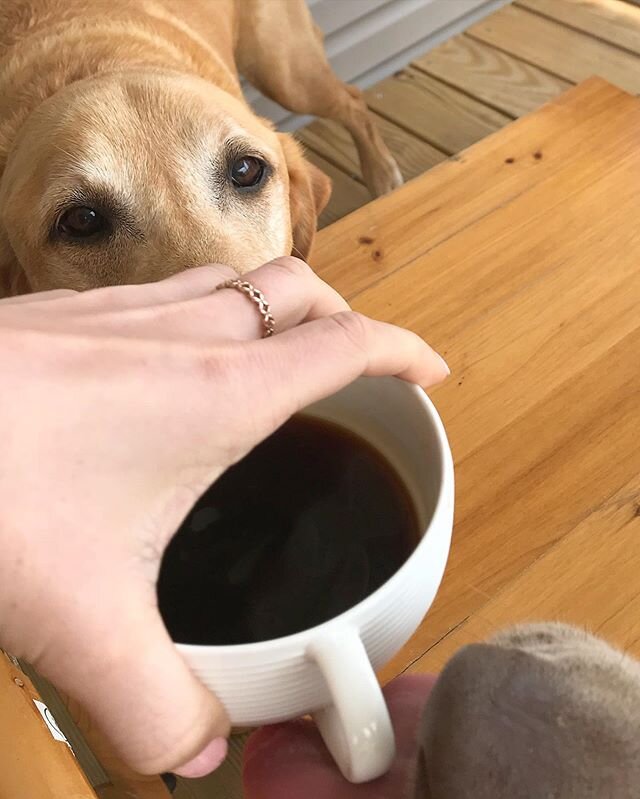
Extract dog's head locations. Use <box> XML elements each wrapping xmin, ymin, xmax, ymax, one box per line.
<box><xmin>415</xmin><ymin>623</ymin><xmax>640</xmax><ymax>798</ymax></box>
<box><xmin>0</xmin><ymin>71</ymin><xmax>331</xmax><ymax>294</ymax></box>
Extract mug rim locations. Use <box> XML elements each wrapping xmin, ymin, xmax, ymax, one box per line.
<box><xmin>176</xmin><ymin>381</ymin><xmax>453</xmax><ymax>656</ymax></box>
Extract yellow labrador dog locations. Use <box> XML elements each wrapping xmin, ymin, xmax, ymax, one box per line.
<box><xmin>0</xmin><ymin>0</ymin><xmax>402</xmax><ymax>296</ymax></box>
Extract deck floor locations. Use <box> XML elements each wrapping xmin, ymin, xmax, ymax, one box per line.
<box><xmin>298</xmin><ymin>0</ymin><xmax>640</xmax><ymax>229</ymax></box>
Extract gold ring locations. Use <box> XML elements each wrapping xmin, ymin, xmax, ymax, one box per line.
<box><xmin>216</xmin><ymin>278</ymin><xmax>275</xmax><ymax>338</ymax></box>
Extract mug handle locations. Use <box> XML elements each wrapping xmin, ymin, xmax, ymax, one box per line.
<box><xmin>307</xmin><ymin>626</ymin><xmax>395</xmax><ymax>783</ymax></box>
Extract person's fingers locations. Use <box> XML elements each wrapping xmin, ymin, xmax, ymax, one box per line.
<box><xmin>205</xmin><ymin>256</ymin><xmax>350</xmax><ymax>340</ymax></box>
<box><xmin>41</xmin><ymin>592</ymin><xmax>230</xmax><ymax>777</ymax></box>
<box><xmin>0</xmin><ymin>289</ymin><xmax>78</xmax><ymax>306</ymax></box>
<box><xmin>0</xmin><ymin>265</ymin><xmax>232</xmax><ymax>312</ymax></box>
<box><xmin>35</xmin><ymin>258</ymin><xmax>349</xmax><ymax>342</ymax></box>
<box><xmin>184</xmin><ymin>313</ymin><xmax>448</xmax><ymax>455</ymax></box>
<box><xmin>102</xmin><ymin>257</ymin><xmax>350</xmax><ymax>341</ymax></box>
<box><xmin>243</xmin><ymin>674</ymin><xmax>437</xmax><ymax>799</ymax></box>
<box><xmin>234</xmin><ymin>311</ymin><xmax>449</xmax><ymax>422</ymax></box>
<box><xmin>33</xmin><ymin>265</ymin><xmax>240</xmax><ymax>316</ymax></box>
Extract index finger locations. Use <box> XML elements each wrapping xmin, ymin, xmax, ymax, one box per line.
<box><xmin>243</xmin><ymin>311</ymin><xmax>449</xmax><ymax>418</ymax></box>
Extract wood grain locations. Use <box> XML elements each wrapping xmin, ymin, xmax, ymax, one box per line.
<box><xmin>468</xmin><ymin>4</ymin><xmax>640</xmax><ymax>93</ymax></box>
<box><xmin>364</xmin><ymin>68</ymin><xmax>512</xmax><ymax>155</ymax></box>
<box><xmin>310</xmin><ymin>78</ymin><xmax>632</xmax><ymax>299</ymax></box>
<box><xmin>299</xmin><ymin>0</ymin><xmax>640</xmax><ymax>228</ymax></box>
<box><xmin>297</xmin><ymin>114</ymin><xmax>447</xmax><ymax>186</ymax></box>
<box><xmin>312</xmin><ymin>78</ymin><xmax>640</xmax><ymax>682</ymax></box>
<box><xmin>517</xmin><ymin>0</ymin><xmax>640</xmax><ymax>55</ymax></box>
<box><xmin>409</xmin><ymin>471</ymin><xmax>640</xmax><ymax>673</ymax></box>
<box><xmin>413</xmin><ymin>34</ymin><xmax>572</xmax><ymax>117</ymax></box>
<box><xmin>0</xmin><ymin>652</ymin><xmax>97</xmax><ymax>798</ymax></box>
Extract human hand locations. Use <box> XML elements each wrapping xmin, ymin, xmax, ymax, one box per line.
<box><xmin>243</xmin><ymin>674</ymin><xmax>436</xmax><ymax>798</ymax></box>
<box><xmin>0</xmin><ymin>257</ymin><xmax>448</xmax><ymax>778</ymax></box>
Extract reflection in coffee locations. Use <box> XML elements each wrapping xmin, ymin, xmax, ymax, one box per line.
<box><xmin>158</xmin><ymin>416</ymin><xmax>419</xmax><ymax>645</ymax></box>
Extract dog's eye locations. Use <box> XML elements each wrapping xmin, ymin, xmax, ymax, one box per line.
<box><xmin>230</xmin><ymin>156</ymin><xmax>266</xmax><ymax>189</ymax></box>
<box><xmin>56</xmin><ymin>206</ymin><xmax>107</xmax><ymax>239</ymax></box>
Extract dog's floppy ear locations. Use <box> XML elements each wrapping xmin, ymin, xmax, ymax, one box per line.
<box><xmin>0</xmin><ymin>226</ymin><xmax>30</xmax><ymax>297</ymax></box>
<box><xmin>279</xmin><ymin>134</ymin><xmax>331</xmax><ymax>260</ymax></box>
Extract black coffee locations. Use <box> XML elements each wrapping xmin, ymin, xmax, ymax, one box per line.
<box><xmin>157</xmin><ymin>415</ymin><xmax>419</xmax><ymax>645</ymax></box>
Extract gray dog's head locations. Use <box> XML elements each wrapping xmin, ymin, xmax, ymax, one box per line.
<box><xmin>415</xmin><ymin>623</ymin><xmax>640</xmax><ymax>798</ymax></box>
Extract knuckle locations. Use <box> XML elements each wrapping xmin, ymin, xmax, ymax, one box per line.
<box><xmin>330</xmin><ymin>310</ymin><xmax>370</xmax><ymax>347</ymax></box>
<box><xmin>186</xmin><ymin>264</ymin><xmax>237</xmax><ymax>285</ymax></box>
<box><xmin>268</xmin><ymin>255</ymin><xmax>314</xmax><ymax>280</ymax></box>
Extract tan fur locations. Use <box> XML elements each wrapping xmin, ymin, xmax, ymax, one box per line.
<box><xmin>0</xmin><ymin>0</ymin><xmax>400</xmax><ymax>296</ymax></box>
<box><xmin>415</xmin><ymin>623</ymin><xmax>640</xmax><ymax>798</ymax></box>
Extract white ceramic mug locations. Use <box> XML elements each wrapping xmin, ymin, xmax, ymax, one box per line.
<box><xmin>177</xmin><ymin>376</ymin><xmax>454</xmax><ymax>783</ymax></box>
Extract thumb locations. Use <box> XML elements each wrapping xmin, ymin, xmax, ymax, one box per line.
<box><xmin>41</xmin><ymin>588</ymin><xmax>230</xmax><ymax>777</ymax></box>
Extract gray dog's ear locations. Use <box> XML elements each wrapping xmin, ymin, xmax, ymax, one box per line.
<box><xmin>0</xmin><ymin>226</ymin><xmax>30</xmax><ymax>297</ymax></box>
<box><xmin>415</xmin><ymin>623</ymin><xmax>640</xmax><ymax>799</ymax></box>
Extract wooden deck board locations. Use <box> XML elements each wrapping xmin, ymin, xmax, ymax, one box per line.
<box><xmin>517</xmin><ymin>0</ymin><xmax>640</xmax><ymax>55</ymax></box>
<box><xmin>467</xmin><ymin>4</ymin><xmax>640</xmax><ymax>92</ymax></box>
<box><xmin>297</xmin><ymin>114</ymin><xmax>447</xmax><ymax>186</ymax></box>
<box><xmin>365</xmin><ymin>69</ymin><xmax>512</xmax><ymax>154</ymax></box>
<box><xmin>412</xmin><ymin>34</ymin><xmax>572</xmax><ymax>117</ymax></box>
<box><xmin>304</xmin><ymin>0</ymin><xmax>640</xmax><ymax>227</ymax></box>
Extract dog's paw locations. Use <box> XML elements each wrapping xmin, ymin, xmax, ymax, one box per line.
<box><xmin>365</xmin><ymin>155</ymin><xmax>403</xmax><ymax>198</ymax></box>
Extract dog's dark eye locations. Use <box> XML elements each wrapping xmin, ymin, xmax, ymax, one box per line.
<box><xmin>230</xmin><ymin>156</ymin><xmax>265</xmax><ymax>189</ymax></box>
<box><xmin>56</xmin><ymin>206</ymin><xmax>107</xmax><ymax>239</ymax></box>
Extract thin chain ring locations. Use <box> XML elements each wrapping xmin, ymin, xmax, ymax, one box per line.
<box><xmin>216</xmin><ymin>278</ymin><xmax>276</xmax><ymax>338</ymax></box>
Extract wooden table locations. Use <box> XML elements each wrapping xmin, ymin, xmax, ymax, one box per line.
<box><xmin>313</xmin><ymin>76</ymin><xmax>640</xmax><ymax>680</ymax></box>
<box><xmin>2</xmin><ymin>77</ymin><xmax>639</xmax><ymax>799</ymax></box>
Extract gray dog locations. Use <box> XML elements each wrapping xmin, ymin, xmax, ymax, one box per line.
<box><xmin>416</xmin><ymin>622</ymin><xmax>640</xmax><ymax>798</ymax></box>
<box><xmin>242</xmin><ymin>622</ymin><xmax>640</xmax><ymax>797</ymax></box>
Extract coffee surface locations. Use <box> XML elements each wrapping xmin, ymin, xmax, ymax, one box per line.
<box><xmin>158</xmin><ymin>415</ymin><xmax>419</xmax><ymax>645</ymax></box>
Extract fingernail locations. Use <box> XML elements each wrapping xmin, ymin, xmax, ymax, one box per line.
<box><xmin>435</xmin><ymin>352</ymin><xmax>450</xmax><ymax>376</ymax></box>
<box><xmin>173</xmin><ymin>737</ymin><xmax>228</xmax><ymax>779</ymax></box>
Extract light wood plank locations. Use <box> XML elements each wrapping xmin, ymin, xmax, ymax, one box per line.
<box><xmin>18</xmin><ymin>664</ymin><xmax>109</xmax><ymax>790</ymax></box>
<box><xmin>313</xmin><ymin>79</ymin><xmax>640</xmax><ymax>682</ymax></box>
<box><xmin>310</xmin><ymin>78</ymin><xmax>632</xmax><ymax>298</ymax></box>
<box><xmin>517</xmin><ymin>0</ymin><xmax>640</xmax><ymax>56</ymax></box>
<box><xmin>297</xmin><ymin>114</ymin><xmax>447</xmax><ymax>186</ymax></box>
<box><xmin>412</xmin><ymin>34</ymin><xmax>572</xmax><ymax>117</ymax></box>
<box><xmin>0</xmin><ymin>652</ymin><xmax>97</xmax><ymax>799</ymax></box>
<box><xmin>378</xmin><ymin>220</ymin><xmax>640</xmax><ymax>679</ymax></box>
<box><xmin>356</xmin><ymin>168</ymin><xmax>640</xmax><ymax>458</ymax></box>
<box><xmin>468</xmin><ymin>4</ymin><xmax>640</xmax><ymax>93</ymax></box>
<box><xmin>302</xmin><ymin>150</ymin><xmax>370</xmax><ymax>229</ymax></box>
<box><xmin>364</xmin><ymin>68</ymin><xmax>511</xmax><ymax>155</ymax></box>
<box><xmin>409</xmin><ymin>471</ymin><xmax>640</xmax><ymax>673</ymax></box>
